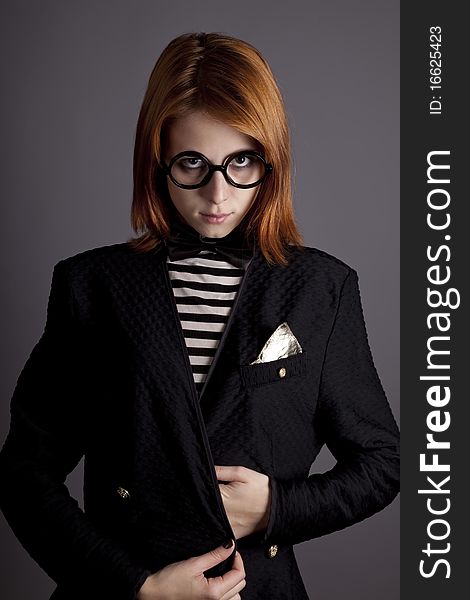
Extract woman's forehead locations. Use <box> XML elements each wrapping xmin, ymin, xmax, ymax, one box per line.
<box><xmin>165</xmin><ymin>110</ymin><xmax>258</xmax><ymax>160</ymax></box>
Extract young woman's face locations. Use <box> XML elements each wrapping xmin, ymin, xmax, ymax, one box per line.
<box><xmin>163</xmin><ymin>110</ymin><xmax>261</xmax><ymax>238</ymax></box>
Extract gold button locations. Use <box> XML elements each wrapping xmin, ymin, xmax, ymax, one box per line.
<box><xmin>267</xmin><ymin>544</ymin><xmax>278</xmax><ymax>558</ymax></box>
<box><xmin>278</xmin><ymin>367</ymin><xmax>286</xmax><ymax>378</ymax></box>
<box><xmin>116</xmin><ymin>486</ymin><xmax>130</xmax><ymax>499</ymax></box>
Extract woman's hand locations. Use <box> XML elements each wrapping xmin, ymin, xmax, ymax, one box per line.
<box><xmin>136</xmin><ymin>540</ymin><xmax>245</xmax><ymax>600</ymax></box>
<box><xmin>214</xmin><ymin>465</ymin><xmax>271</xmax><ymax>540</ymax></box>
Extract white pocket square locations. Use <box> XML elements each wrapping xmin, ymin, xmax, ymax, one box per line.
<box><xmin>250</xmin><ymin>322</ymin><xmax>303</xmax><ymax>364</ymax></box>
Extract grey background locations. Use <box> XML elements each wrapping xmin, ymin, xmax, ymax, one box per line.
<box><xmin>0</xmin><ymin>1</ymin><xmax>399</xmax><ymax>598</ymax></box>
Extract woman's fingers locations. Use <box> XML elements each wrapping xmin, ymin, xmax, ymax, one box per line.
<box><xmin>215</xmin><ymin>552</ymin><xmax>246</xmax><ymax>600</ymax></box>
<box><xmin>192</xmin><ymin>539</ymin><xmax>236</xmax><ymax>573</ymax></box>
<box><xmin>201</xmin><ymin>548</ymin><xmax>245</xmax><ymax>598</ymax></box>
<box><xmin>137</xmin><ymin>545</ymin><xmax>245</xmax><ymax>599</ymax></box>
<box><xmin>215</xmin><ymin>465</ymin><xmax>251</xmax><ymax>483</ymax></box>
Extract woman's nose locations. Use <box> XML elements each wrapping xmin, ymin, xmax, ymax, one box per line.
<box><xmin>204</xmin><ymin>170</ymin><xmax>230</xmax><ymax>203</ymax></box>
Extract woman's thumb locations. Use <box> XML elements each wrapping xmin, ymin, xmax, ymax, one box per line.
<box><xmin>196</xmin><ymin>539</ymin><xmax>234</xmax><ymax>571</ymax></box>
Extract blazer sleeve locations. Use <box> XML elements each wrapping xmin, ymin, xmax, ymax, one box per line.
<box><xmin>0</xmin><ymin>260</ymin><xmax>151</xmax><ymax>599</ymax></box>
<box><xmin>262</xmin><ymin>267</ymin><xmax>400</xmax><ymax>546</ymax></box>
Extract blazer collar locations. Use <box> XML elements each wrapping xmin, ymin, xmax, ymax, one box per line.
<box><xmin>115</xmin><ymin>240</ymin><xmax>266</xmax><ymax>402</ymax></box>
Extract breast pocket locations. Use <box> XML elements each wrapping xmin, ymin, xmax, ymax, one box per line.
<box><xmin>239</xmin><ymin>351</ymin><xmax>309</xmax><ymax>388</ymax></box>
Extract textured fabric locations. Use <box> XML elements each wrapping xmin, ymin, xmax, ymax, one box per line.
<box><xmin>0</xmin><ymin>241</ymin><xmax>400</xmax><ymax>600</ymax></box>
<box><xmin>166</xmin><ymin>251</ymin><xmax>243</xmax><ymax>395</ymax></box>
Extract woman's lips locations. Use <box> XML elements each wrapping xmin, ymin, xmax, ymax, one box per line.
<box><xmin>200</xmin><ymin>212</ymin><xmax>231</xmax><ymax>224</ymax></box>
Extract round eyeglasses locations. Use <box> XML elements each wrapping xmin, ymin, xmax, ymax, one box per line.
<box><xmin>160</xmin><ymin>150</ymin><xmax>273</xmax><ymax>190</ymax></box>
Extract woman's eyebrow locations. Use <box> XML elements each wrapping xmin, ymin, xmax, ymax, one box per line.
<box><xmin>173</xmin><ymin>147</ymin><xmax>259</xmax><ymax>161</ymax></box>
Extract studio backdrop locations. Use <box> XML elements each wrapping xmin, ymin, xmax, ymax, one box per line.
<box><xmin>0</xmin><ymin>1</ymin><xmax>399</xmax><ymax>599</ymax></box>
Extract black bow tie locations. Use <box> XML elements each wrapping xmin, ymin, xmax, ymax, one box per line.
<box><xmin>164</xmin><ymin>216</ymin><xmax>255</xmax><ymax>269</ymax></box>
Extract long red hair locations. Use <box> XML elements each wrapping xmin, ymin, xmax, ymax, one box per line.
<box><xmin>128</xmin><ymin>32</ymin><xmax>304</xmax><ymax>266</ymax></box>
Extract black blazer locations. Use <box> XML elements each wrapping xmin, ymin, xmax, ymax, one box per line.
<box><xmin>0</xmin><ymin>241</ymin><xmax>400</xmax><ymax>600</ymax></box>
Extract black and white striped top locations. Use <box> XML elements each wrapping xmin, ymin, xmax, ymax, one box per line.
<box><xmin>166</xmin><ymin>250</ymin><xmax>244</xmax><ymax>396</ymax></box>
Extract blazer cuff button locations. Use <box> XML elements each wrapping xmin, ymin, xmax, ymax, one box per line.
<box><xmin>278</xmin><ymin>367</ymin><xmax>286</xmax><ymax>378</ymax></box>
<box><xmin>266</xmin><ymin>544</ymin><xmax>278</xmax><ymax>558</ymax></box>
<box><xmin>116</xmin><ymin>486</ymin><xmax>130</xmax><ymax>499</ymax></box>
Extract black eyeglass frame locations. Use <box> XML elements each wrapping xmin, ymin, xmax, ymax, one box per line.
<box><xmin>160</xmin><ymin>150</ymin><xmax>273</xmax><ymax>190</ymax></box>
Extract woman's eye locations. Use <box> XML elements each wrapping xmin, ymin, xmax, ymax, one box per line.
<box><xmin>231</xmin><ymin>154</ymin><xmax>253</xmax><ymax>168</ymax></box>
<box><xmin>180</xmin><ymin>158</ymin><xmax>204</xmax><ymax>170</ymax></box>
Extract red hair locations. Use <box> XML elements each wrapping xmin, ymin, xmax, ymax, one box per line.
<box><xmin>128</xmin><ymin>32</ymin><xmax>304</xmax><ymax>266</ymax></box>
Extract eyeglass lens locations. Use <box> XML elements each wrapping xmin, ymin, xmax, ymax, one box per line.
<box><xmin>170</xmin><ymin>153</ymin><xmax>265</xmax><ymax>187</ymax></box>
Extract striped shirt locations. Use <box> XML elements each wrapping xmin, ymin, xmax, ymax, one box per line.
<box><xmin>166</xmin><ymin>250</ymin><xmax>244</xmax><ymax>396</ymax></box>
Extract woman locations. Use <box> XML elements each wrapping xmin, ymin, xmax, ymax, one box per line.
<box><xmin>0</xmin><ymin>32</ymin><xmax>400</xmax><ymax>600</ymax></box>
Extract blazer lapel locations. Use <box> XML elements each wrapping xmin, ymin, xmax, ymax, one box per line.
<box><xmin>107</xmin><ymin>241</ymin><xmax>287</xmax><ymax>413</ymax></box>
<box><xmin>196</xmin><ymin>244</ymin><xmax>288</xmax><ymax>411</ymax></box>
<box><xmin>108</xmin><ymin>242</ymin><xmax>195</xmax><ymax>403</ymax></box>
